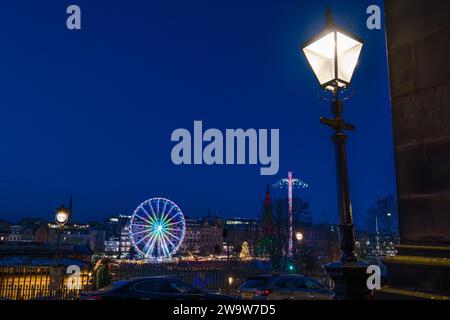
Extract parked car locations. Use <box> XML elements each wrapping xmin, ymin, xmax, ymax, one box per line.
<box><xmin>80</xmin><ymin>276</ymin><xmax>234</xmax><ymax>300</ymax></box>
<box><xmin>238</xmin><ymin>274</ymin><xmax>335</xmax><ymax>300</ymax></box>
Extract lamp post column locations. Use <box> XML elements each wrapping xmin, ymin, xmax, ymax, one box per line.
<box><xmin>334</xmin><ymin>131</ymin><xmax>357</xmax><ymax>262</ymax></box>
<box><xmin>322</xmin><ymin>98</ymin><xmax>369</xmax><ymax>300</ymax></box>
<box><xmin>56</xmin><ymin>225</ymin><xmax>62</xmax><ymax>261</ymax></box>
<box><xmin>321</xmin><ymin>97</ymin><xmax>357</xmax><ymax>262</ymax></box>
<box><xmin>298</xmin><ymin>243</ymin><xmax>302</xmax><ymax>274</ymax></box>
<box><xmin>331</xmin><ymin>107</ymin><xmax>357</xmax><ymax>262</ymax></box>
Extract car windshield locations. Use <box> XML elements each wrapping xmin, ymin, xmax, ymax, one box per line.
<box><xmin>273</xmin><ymin>277</ymin><xmax>324</xmax><ymax>290</ymax></box>
<box><xmin>304</xmin><ymin>279</ymin><xmax>323</xmax><ymax>290</ymax></box>
<box><xmin>241</xmin><ymin>277</ymin><xmax>270</xmax><ymax>288</ymax></box>
<box><xmin>97</xmin><ymin>281</ymin><xmax>129</xmax><ymax>292</ymax></box>
<box><xmin>169</xmin><ymin>281</ymin><xmax>201</xmax><ymax>294</ymax></box>
<box><xmin>274</xmin><ymin>278</ymin><xmax>299</xmax><ymax>289</ymax></box>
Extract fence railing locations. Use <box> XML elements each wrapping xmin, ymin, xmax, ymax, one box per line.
<box><xmin>0</xmin><ymin>261</ymin><xmax>331</xmax><ymax>300</ymax></box>
<box><xmin>109</xmin><ymin>260</ymin><xmax>273</xmax><ymax>294</ymax></box>
<box><xmin>0</xmin><ymin>265</ymin><xmax>93</xmax><ymax>300</ymax></box>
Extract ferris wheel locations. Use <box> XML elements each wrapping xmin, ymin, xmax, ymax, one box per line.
<box><xmin>130</xmin><ymin>197</ymin><xmax>186</xmax><ymax>262</ymax></box>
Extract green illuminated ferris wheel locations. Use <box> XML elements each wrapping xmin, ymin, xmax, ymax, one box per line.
<box><xmin>129</xmin><ymin>197</ymin><xmax>186</xmax><ymax>262</ymax></box>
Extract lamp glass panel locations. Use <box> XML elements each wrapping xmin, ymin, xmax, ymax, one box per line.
<box><xmin>303</xmin><ymin>32</ymin><xmax>335</xmax><ymax>86</ymax></box>
<box><xmin>337</xmin><ymin>32</ymin><xmax>363</xmax><ymax>83</ymax></box>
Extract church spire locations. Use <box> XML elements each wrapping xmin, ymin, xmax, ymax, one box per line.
<box><xmin>263</xmin><ymin>184</ymin><xmax>272</xmax><ymax>227</ymax></box>
<box><xmin>264</xmin><ymin>184</ymin><xmax>271</xmax><ymax>209</ymax></box>
<box><xmin>68</xmin><ymin>195</ymin><xmax>72</xmax><ymax>213</ymax></box>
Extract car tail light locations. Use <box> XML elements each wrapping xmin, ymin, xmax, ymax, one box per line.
<box><xmin>85</xmin><ymin>295</ymin><xmax>102</xmax><ymax>300</ymax></box>
<box><xmin>256</xmin><ymin>289</ymin><xmax>273</xmax><ymax>296</ymax></box>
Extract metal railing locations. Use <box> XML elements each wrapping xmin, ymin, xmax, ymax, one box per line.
<box><xmin>109</xmin><ymin>260</ymin><xmax>273</xmax><ymax>295</ymax></box>
<box><xmin>0</xmin><ymin>261</ymin><xmax>331</xmax><ymax>300</ymax></box>
<box><xmin>0</xmin><ymin>265</ymin><xmax>93</xmax><ymax>300</ymax></box>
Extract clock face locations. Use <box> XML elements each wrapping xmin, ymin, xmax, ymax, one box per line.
<box><xmin>56</xmin><ymin>212</ymin><xmax>68</xmax><ymax>224</ymax></box>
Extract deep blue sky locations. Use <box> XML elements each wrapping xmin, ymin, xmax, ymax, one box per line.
<box><xmin>0</xmin><ymin>0</ymin><xmax>395</xmax><ymax>227</ymax></box>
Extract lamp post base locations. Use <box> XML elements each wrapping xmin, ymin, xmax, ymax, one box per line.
<box><xmin>325</xmin><ymin>261</ymin><xmax>371</xmax><ymax>300</ymax></box>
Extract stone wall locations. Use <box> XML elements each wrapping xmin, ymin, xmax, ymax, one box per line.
<box><xmin>385</xmin><ymin>0</ymin><xmax>450</xmax><ymax>245</ymax></box>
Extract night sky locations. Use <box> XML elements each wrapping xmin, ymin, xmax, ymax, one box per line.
<box><xmin>0</xmin><ymin>0</ymin><xmax>395</xmax><ymax>227</ymax></box>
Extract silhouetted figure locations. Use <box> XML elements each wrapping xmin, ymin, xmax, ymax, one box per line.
<box><xmin>94</xmin><ymin>257</ymin><xmax>112</xmax><ymax>290</ymax></box>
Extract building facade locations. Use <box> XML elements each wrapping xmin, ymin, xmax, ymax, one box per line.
<box><xmin>180</xmin><ymin>218</ymin><xmax>201</xmax><ymax>254</ymax></box>
<box><xmin>8</xmin><ymin>225</ymin><xmax>22</xmax><ymax>242</ymax></box>
<box><xmin>103</xmin><ymin>215</ymin><xmax>132</xmax><ymax>258</ymax></box>
<box><xmin>178</xmin><ymin>216</ymin><xmax>223</xmax><ymax>257</ymax></box>
<box><xmin>224</xmin><ymin>218</ymin><xmax>260</xmax><ymax>257</ymax></box>
<box><xmin>382</xmin><ymin>0</ymin><xmax>450</xmax><ymax>298</ymax></box>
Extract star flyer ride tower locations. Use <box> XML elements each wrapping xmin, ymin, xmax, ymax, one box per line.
<box><xmin>274</xmin><ymin>172</ymin><xmax>308</xmax><ymax>265</ymax></box>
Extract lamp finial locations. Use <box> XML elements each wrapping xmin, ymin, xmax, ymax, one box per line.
<box><xmin>325</xmin><ymin>6</ymin><xmax>334</xmax><ymax>26</ymax></box>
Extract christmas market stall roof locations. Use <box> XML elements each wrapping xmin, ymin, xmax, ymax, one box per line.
<box><xmin>0</xmin><ymin>256</ymin><xmax>87</xmax><ymax>267</ymax></box>
<box><xmin>0</xmin><ymin>241</ymin><xmax>93</xmax><ymax>265</ymax></box>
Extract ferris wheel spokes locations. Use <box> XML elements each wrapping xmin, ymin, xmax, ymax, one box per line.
<box><xmin>133</xmin><ymin>213</ymin><xmax>153</xmax><ymax>225</ymax></box>
<box><xmin>130</xmin><ymin>197</ymin><xmax>186</xmax><ymax>262</ymax></box>
<box><xmin>134</xmin><ymin>230</ymin><xmax>153</xmax><ymax>246</ymax></box>
<box><xmin>140</xmin><ymin>205</ymin><xmax>156</xmax><ymax>224</ymax></box>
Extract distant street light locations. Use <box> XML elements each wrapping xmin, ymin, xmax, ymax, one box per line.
<box><xmin>55</xmin><ymin>198</ymin><xmax>72</xmax><ymax>261</ymax></box>
<box><xmin>55</xmin><ymin>208</ymin><xmax>69</xmax><ymax>226</ymax></box>
<box><xmin>302</xmin><ymin>7</ymin><xmax>369</xmax><ymax>300</ymax></box>
<box><xmin>295</xmin><ymin>232</ymin><xmax>303</xmax><ymax>274</ymax></box>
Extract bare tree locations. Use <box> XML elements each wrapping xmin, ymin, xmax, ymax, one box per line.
<box><xmin>322</xmin><ymin>229</ymin><xmax>340</xmax><ymax>263</ymax></box>
<box><xmin>270</xmin><ymin>197</ymin><xmax>309</xmax><ymax>271</ymax></box>
<box><xmin>367</xmin><ymin>194</ymin><xmax>399</xmax><ymax>239</ymax></box>
<box><xmin>297</xmin><ymin>244</ymin><xmax>321</xmax><ymax>272</ymax></box>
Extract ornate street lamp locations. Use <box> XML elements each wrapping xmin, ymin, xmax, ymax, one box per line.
<box><xmin>55</xmin><ymin>202</ymin><xmax>71</xmax><ymax>260</ymax></box>
<box><xmin>55</xmin><ymin>207</ymin><xmax>70</xmax><ymax>226</ymax></box>
<box><xmin>302</xmin><ymin>8</ymin><xmax>363</xmax><ymax>94</ymax></box>
<box><xmin>301</xmin><ymin>8</ymin><xmax>369</xmax><ymax>300</ymax></box>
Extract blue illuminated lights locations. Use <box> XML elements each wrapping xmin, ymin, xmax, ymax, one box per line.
<box><xmin>130</xmin><ymin>197</ymin><xmax>186</xmax><ymax>262</ymax></box>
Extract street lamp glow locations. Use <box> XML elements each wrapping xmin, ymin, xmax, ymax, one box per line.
<box><xmin>55</xmin><ymin>210</ymin><xmax>69</xmax><ymax>225</ymax></box>
<box><xmin>302</xmin><ymin>8</ymin><xmax>363</xmax><ymax>92</ymax></box>
<box><xmin>295</xmin><ymin>232</ymin><xmax>303</xmax><ymax>242</ymax></box>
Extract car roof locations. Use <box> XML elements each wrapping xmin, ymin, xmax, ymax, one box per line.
<box><xmin>247</xmin><ymin>274</ymin><xmax>274</xmax><ymax>278</ymax></box>
<box><xmin>248</xmin><ymin>273</ymin><xmax>307</xmax><ymax>278</ymax></box>
<box><xmin>127</xmin><ymin>276</ymin><xmax>179</xmax><ymax>283</ymax></box>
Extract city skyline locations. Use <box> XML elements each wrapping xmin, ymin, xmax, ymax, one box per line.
<box><xmin>0</xmin><ymin>0</ymin><xmax>394</xmax><ymax>228</ymax></box>
<box><xmin>0</xmin><ymin>187</ymin><xmax>396</xmax><ymax>235</ymax></box>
